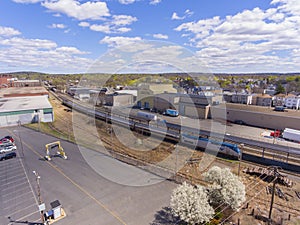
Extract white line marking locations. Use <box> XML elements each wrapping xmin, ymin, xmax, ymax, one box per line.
<box><xmin>5</xmin><ymin>203</ymin><xmax>36</xmax><ymax>217</ymax></box>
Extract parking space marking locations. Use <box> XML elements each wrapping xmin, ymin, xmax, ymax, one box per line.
<box><xmin>0</xmin><ymin>168</ymin><xmax>23</xmax><ymax>179</ymax></box>
<box><xmin>2</xmin><ymin>195</ymin><xmax>36</xmax><ymax>211</ymax></box>
<box><xmin>0</xmin><ymin>173</ymin><xmax>24</xmax><ymax>181</ymax></box>
<box><xmin>0</xmin><ymin>146</ymin><xmax>40</xmax><ymax>225</ymax></box>
<box><xmin>3</xmin><ymin>191</ymin><xmax>33</xmax><ymax>204</ymax></box>
<box><xmin>5</xmin><ymin>203</ymin><xmax>36</xmax><ymax>217</ymax></box>
<box><xmin>0</xmin><ymin>165</ymin><xmax>21</xmax><ymax>173</ymax></box>
<box><xmin>1</xmin><ymin>181</ymin><xmax>28</xmax><ymax>192</ymax></box>
<box><xmin>2</xmin><ymin>186</ymin><xmax>31</xmax><ymax>198</ymax></box>
<box><xmin>1</xmin><ymin>178</ymin><xmax>27</xmax><ymax>189</ymax></box>
<box><xmin>14</xmin><ymin>210</ymin><xmax>40</xmax><ymax>223</ymax></box>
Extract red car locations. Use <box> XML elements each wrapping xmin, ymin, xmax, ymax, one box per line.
<box><xmin>270</xmin><ymin>130</ymin><xmax>281</xmax><ymax>137</ymax></box>
<box><xmin>0</xmin><ymin>136</ymin><xmax>14</xmax><ymax>144</ymax></box>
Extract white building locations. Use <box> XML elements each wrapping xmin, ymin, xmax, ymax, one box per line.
<box><xmin>285</xmin><ymin>95</ymin><xmax>300</xmax><ymax>109</ymax></box>
<box><xmin>0</xmin><ymin>95</ymin><xmax>53</xmax><ymax>127</ymax></box>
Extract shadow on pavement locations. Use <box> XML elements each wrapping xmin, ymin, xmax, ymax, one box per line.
<box><xmin>150</xmin><ymin>207</ymin><xmax>182</xmax><ymax>225</ymax></box>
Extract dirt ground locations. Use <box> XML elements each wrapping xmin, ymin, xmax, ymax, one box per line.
<box><xmin>46</xmin><ymin>94</ymin><xmax>300</xmax><ymax>225</ymax></box>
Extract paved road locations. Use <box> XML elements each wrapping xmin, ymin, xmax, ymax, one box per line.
<box><xmin>0</xmin><ymin>126</ymin><xmax>176</xmax><ymax>225</ymax></box>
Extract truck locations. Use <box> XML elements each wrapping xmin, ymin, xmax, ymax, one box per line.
<box><xmin>282</xmin><ymin>128</ymin><xmax>300</xmax><ymax>142</ymax></box>
<box><xmin>164</xmin><ymin>109</ymin><xmax>179</xmax><ymax>117</ymax></box>
<box><xmin>136</xmin><ymin>111</ymin><xmax>158</xmax><ymax>121</ymax></box>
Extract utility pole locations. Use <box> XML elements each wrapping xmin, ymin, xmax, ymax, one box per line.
<box><xmin>268</xmin><ymin>166</ymin><xmax>283</xmax><ymax>223</ymax></box>
<box><xmin>33</xmin><ymin>171</ymin><xmax>45</xmax><ymax>224</ymax></box>
<box><xmin>238</xmin><ymin>144</ymin><xmax>244</xmax><ymax>177</ymax></box>
<box><xmin>174</xmin><ymin>144</ymin><xmax>178</xmax><ymax>179</ymax></box>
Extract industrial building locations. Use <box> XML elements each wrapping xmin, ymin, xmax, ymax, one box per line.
<box><xmin>212</xmin><ymin>103</ymin><xmax>300</xmax><ymax>130</ymax></box>
<box><xmin>0</xmin><ymin>86</ymin><xmax>49</xmax><ymax>98</ymax></box>
<box><xmin>0</xmin><ymin>95</ymin><xmax>53</xmax><ymax>127</ymax></box>
<box><xmin>137</xmin><ymin>84</ymin><xmax>177</xmax><ymax>109</ymax></box>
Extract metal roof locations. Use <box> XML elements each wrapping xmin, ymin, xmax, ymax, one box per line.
<box><xmin>0</xmin><ymin>95</ymin><xmax>52</xmax><ymax>113</ymax></box>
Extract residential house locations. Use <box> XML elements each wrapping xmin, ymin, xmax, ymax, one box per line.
<box><xmin>285</xmin><ymin>94</ymin><xmax>300</xmax><ymax>109</ymax></box>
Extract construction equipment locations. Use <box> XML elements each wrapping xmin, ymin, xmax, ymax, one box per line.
<box><xmin>45</xmin><ymin>141</ymin><xmax>67</xmax><ymax>161</ymax></box>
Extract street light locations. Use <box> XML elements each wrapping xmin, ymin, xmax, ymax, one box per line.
<box><xmin>33</xmin><ymin>171</ymin><xmax>45</xmax><ymax>224</ymax></box>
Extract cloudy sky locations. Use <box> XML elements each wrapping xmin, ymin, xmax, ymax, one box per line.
<box><xmin>1</xmin><ymin>0</ymin><xmax>300</xmax><ymax>74</ymax></box>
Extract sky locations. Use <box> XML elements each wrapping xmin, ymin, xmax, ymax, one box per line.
<box><xmin>0</xmin><ymin>0</ymin><xmax>300</xmax><ymax>74</ymax></box>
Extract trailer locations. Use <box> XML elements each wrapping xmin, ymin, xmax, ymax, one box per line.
<box><xmin>282</xmin><ymin>128</ymin><xmax>300</xmax><ymax>142</ymax></box>
<box><xmin>136</xmin><ymin>111</ymin><xmax>158</xmax><ymax>121</ymax></box>
<box><xmin>164</xmin><ymin>109</ymin><xmax>179</xmax><ymax>117</ymax></box>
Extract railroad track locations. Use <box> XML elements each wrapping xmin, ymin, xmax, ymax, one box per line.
<box><xmin>52</xmin><ymin>92</ymin><xmax>300</xmax><ymax>174</ymax></box>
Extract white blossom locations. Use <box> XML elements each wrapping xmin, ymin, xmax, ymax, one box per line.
<box><xmin>170</xmin><ymin>182</ymin><xmax>215</xmax><ymax>224</ymax></box>
<box><xmin>204</xmin><ymin>166</ymin><xmax>246</xmax><ymax>210</ymax></box>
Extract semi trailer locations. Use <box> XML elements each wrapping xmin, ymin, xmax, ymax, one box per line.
<box><xmin>282</xmin><ymin>128</ymin><xmax>300</xmax><ymax>143</ymax></box>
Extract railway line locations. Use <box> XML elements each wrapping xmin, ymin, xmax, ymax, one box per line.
<box><xmin>54</xmin><ymin>92</ymin><xmax>300</xmax><ymax>173</ymax></box>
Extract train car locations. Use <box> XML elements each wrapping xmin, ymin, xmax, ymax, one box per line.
<box><xmin>181</xmin><ymin>133</ymin><xmax>241</xmax><ymax>159</ymax></box>
<box><xmin>136</xmin><ymin>111</ymin><xmax>158</xmax><ymax>121</ymax></box>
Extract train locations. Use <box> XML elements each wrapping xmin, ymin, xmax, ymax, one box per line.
<box><xmin>61</xmin><ymin>96</ymin><xmax>241</xmax><ymax>160</ymax></box>
<box><xmin>136</xmin><ymin>111</ymin><xmax>158</xmax><ymax>121</ymax></box>
<box><xmin>181</xmin><ymin>133</ymin><xmax>241</xmax><ymax>159</ymax></box>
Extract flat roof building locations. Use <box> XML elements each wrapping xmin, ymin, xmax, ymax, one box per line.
<box><xmin>0</xmin><ymin>86</ymin><xmax>49</xmax><ymax>98</ymax></box>
<box><xmin>0</xmin><ymin>95</ymin><xmax>53</xmax><ymax>127</ymax></box>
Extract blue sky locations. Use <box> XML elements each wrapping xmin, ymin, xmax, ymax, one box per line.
<box><xmin>0</xmin><ymin>0</ymin><xmax>300</xmax><ymax>74</ymax></box>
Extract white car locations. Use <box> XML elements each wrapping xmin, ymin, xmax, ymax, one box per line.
<box><xmin>0</xmin><ymin>144</ymin><xmax>17</xmax><ymax>154</ymax></box>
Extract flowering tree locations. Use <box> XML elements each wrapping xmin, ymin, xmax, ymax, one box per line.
<box><xmin>170</xmin><ymin>182</ymin><xmax>215</xmax><ymax>225</ymax></box>
<box><xmin>204</xmin><ymin>166</ymin><xmax>246</xmax><ymax>210</ymax></box>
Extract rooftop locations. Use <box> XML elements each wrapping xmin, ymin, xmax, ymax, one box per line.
<box><xmin>0</xmin><ymin>86</ymin><xmax>48</xmax><ymax>98</ymax></box>
<box><xmin>0</xmin><ymin>95</ymin><xmax>52</xmax><ymax>113</ymax></box>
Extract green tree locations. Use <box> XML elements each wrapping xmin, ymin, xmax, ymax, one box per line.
<box><xmin>276</xmin><ymin>83</ymin><xmax>285</xmax><ymax>94</ymax></box>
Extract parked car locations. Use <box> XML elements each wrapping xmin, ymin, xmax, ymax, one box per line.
<box><xmin>0</xmin><ymin>152</ymin><xmax>16</xmax><ymax>161</ymax></box>
<box><xmin>234</xmin><ymin>120</ymin><xmax>246</xmax><ymax>125</ymax></box>
<box><xmin>163</xmin><ymin>109</ymin><xmax>179</xmax><ymax>117</ymax></box>
<box><xmin>0</xmin><ymin>136</ymin><xmax>14</xmax><ymax>144</ymax></box>
<box><xmin>0</xmin><ymin>143</ymin><xmax>17</xmax><ymax>154</ymax></box>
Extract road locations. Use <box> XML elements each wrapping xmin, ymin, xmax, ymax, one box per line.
<box><xmin>0</xmin><ymin>126</ymin><xmax>176</xmax><ymax>225</ymax></box>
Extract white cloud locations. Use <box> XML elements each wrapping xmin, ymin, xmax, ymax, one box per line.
<box><xmin>49</xmin><ymin>23</ymin><xmax>66</xmax><ymax>29</ymax></box>
<box><xmin>12</xmin><ymin>0</ymin><xmax>41</xmax><ymax>3</ymax></box>
<box><xmin>271</xmin><ymin>0</ymin><xmax>300</xmax><ymax>16</ymax></box>
<box><xmin>89</xmin><ymin>14</ymin><xmax>137</xmax><ymax>34</ymax></box>
<box><xmin>42</xmin><ymin>0</ymin><xmax>110</xmax><ymax>20</ymax></box>
<box><xmin>0</xmin><ymin>26</ymin><xmax>21</xmax><ymax>37</ymax></box>
<box><xmin>172</xmin><ymin>9</ymin><xmax>193</xmax><ymax>20</ymax></box>
<box><xmin>118</xmin><ymin>0</ymin><xmax>136</xmax><ymax>4</ymax></box>
<box><xmin>174</xmin><ymin>1</ymin><xmax>300</xmax><ymax>72</ymax></box>
<box><xmin>149</xmin><ymin>0</ymin><xmax>161</xmax><ymax>5</ymax></box>
<box><xmin>78</xmin><ymin>21</ymin><xmax>90</xmax><ymax>27</ymax></box>
<box><xmin>100</xmin><ymin>36</ymin><xmax>142</xmax><ymax>47</ymax></box>
<box><xmin>0</xmin><ymin>27</ymin><xmax>91</xmax><ymax>73</ymax></box>
<box><xmin>175</xmin><ymin>16</ymin><xmax>221</xmax><ymax>39</ymax></box>
<box><xmin>171</xmin><ymin>12</ymin><xmax>184</xmax><ymax>20</ymax></box>
<box><xmin>116</xmin><ymin>27</ymin><xmax>132</xmax><ymax>33</ymax></box>
<box><xmin>153</xmin><ymin>33</ymin><xmax>168</xmax><ymax>39</ymax></box>
<box><xmin>0</xmin><ymin>37</ymin><xmax>57</xmax><ymax>49</ymax></box>
<box><xmin>56</xmin><ymin>46</ymin><xmax>88</xmax><ymax>54</ymax></box>
<box><xmin>111</xmin><ymin>15</ymin><xmax>137</xmax><ymax>26</ymax></box>
<box><xmin>90</xmin><ymin>24</ymin><xmax>111</xmax><ymax>33</ymax></box>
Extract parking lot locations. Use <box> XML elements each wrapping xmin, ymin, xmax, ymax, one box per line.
<box><xmin>0</xmin><ymin>149</ymin><xmax>40</xmax><ymax>224</ymax></box>
<box><xmin>0</xmin><ymin>126</ymin><xmax>176</xmax><ymax>225</ymax></box>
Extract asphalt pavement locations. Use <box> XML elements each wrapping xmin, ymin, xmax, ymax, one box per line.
<box><xmin>0</xmin><ymin>126</ymin><xmax>176</xmax><ymax>225</ymax></box>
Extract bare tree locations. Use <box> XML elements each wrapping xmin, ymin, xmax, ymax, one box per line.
<box><xmin>170</xmin><ymin>182</ymin><xmax>214</xmax><ymax>225</ymax></box>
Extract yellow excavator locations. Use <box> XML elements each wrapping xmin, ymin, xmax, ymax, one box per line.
<box><xmin>45</xmin><ymin>141</ymin><xmax>67</xmax><ymax>161</ymax></box>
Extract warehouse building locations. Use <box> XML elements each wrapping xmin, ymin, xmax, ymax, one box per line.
<box><xmin>137</xmin><ymin>84</ymin><xmax>177</xmax><ymax>109</ymax></box>
<box><xmin>211</xmin><ymin>103</ymin><xmax>300</xmax><ymax>130</ymax></box>
<box><xmin>0</xmin><ymin>95</ymin><xmax>53</xmax><ymax>127</ymax></box>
